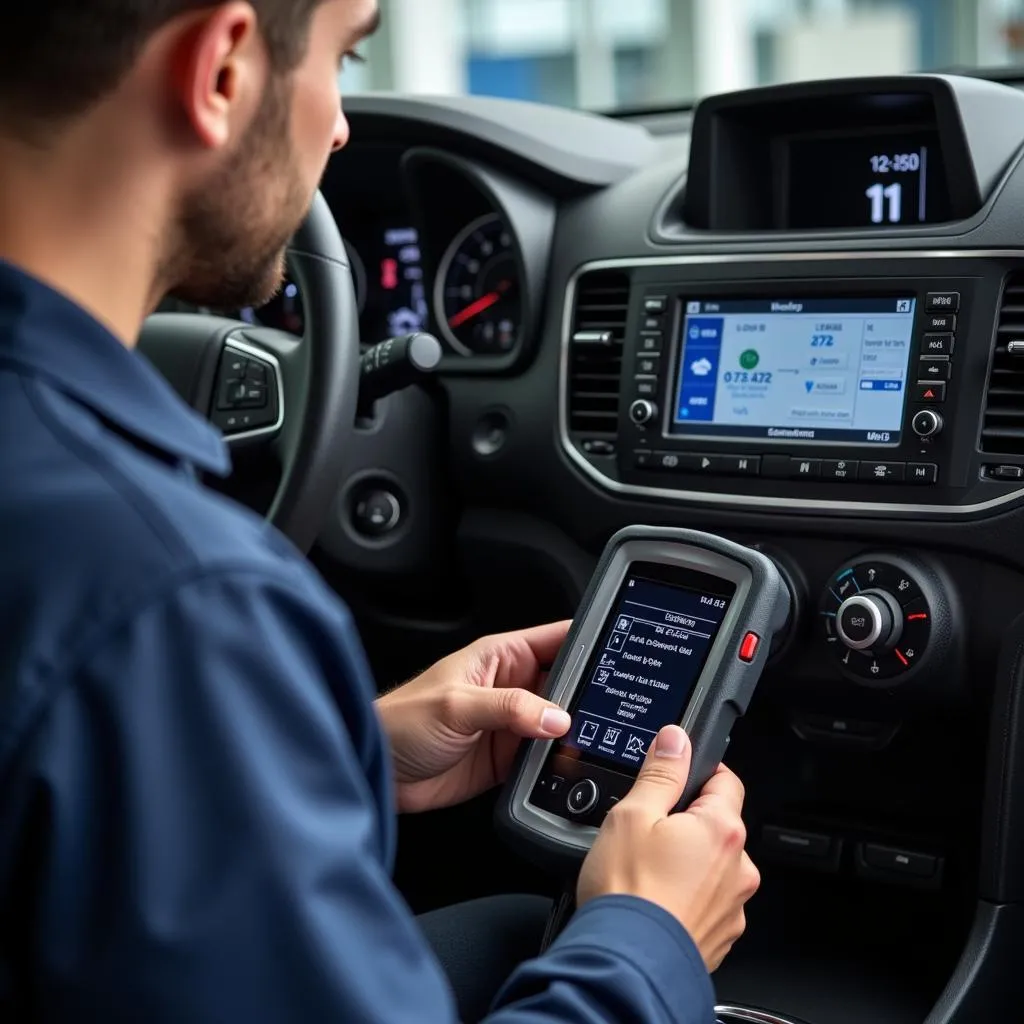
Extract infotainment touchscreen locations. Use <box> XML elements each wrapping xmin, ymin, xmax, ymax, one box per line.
<box><xmin>670</xmin><ymin>297</ymin><xmax>916</xmax><ymax>446</ymax></box>
<box><xmin>553</xmin><ymin>564</ymin><xmax>734</xmax><ymax>775</ymax></box>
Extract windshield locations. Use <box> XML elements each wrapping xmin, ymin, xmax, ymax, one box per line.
<box><xmin>342</xmin><ymin>0</ymin><xmax>1024</xmax><ymax>112</ymax></box>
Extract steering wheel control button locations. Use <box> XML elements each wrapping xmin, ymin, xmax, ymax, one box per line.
<box><xmin>628</xmin><ymin>399</ymin><xmax>657</xmax><ymax>426</ymax></box>
<box><xmin>212</xmin><ymin>345</ymin><xmax>280</xmax><ymax>437</ymax></box>
<box><xmin>567</xmin><ymin>779</ymin><xmax>599</xmax><ymax>816</ymax></box>
<box><xmin>239</xmin><ymin>385</ymin><xmax>267</xmax><ymax>408</ymax></box>
<box><xmin>739</xmin><ymin>632</ymin><xmax>760</xmax><ymax>663</ymax></box>
<box><xmin>911</xmin><ymin>409</ymin><xmax>943</xmax><ymax>439</ymax></box>
<box><xmin>219</xmin><ymin>380</ymin><xmax>248</xmax><ymax>409</ymax></box>
<box><xmin>352</xmin><ymin>488</ymin><xmax>402</xmax><ymax>539</ymax></box>
<box><xmin>925</xmin><ymin>292</ymin><xmax>960</xmax><ymax>312</ymax></box>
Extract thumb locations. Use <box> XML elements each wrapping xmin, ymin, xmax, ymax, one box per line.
<box><xmin>620</xmin><ymin>725</ymin><xmax>692</xmax><ymax>817</ymax></box>
<box><xmin>450</xmin><ymin>686</ymin><xmax>571</xmax><ymax>739</ymax></box>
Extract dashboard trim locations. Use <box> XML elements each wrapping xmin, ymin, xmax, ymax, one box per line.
<box><xmin>559</xmin><ymin>248</ymin><xmax>1024</xmax><ymax>517</ymax></box>
<box><xmin>221</xmin><ymin>337</ymin><xmax>285</xmax><ymax>445</ymax></box>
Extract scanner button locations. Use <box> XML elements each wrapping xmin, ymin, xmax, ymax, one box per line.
<box><xmin>739</xmin><ymin>632</ymin><xmax>760</xmax><ymax>663</ymax></box>
<box><xmin>567</xmin><ymin>779</ymin><xmax>599</xmax><ymax>815</ymax></box>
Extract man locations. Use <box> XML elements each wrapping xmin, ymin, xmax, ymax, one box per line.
<box><xmin>0</xmin><ymin>1</ymin><xmax>760</xmax><ymax>1021</ymax></box>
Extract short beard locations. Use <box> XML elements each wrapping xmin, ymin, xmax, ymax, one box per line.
<box><xmin>163</xmin><ymin>72</ymin><xmax>309</xmax><ymax>312</ymax></box>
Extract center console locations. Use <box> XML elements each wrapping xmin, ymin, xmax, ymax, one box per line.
<box><xmin>563</xmin><ymin>252</ymin><xmax>1024</xmax><ymax>516</ymax></box>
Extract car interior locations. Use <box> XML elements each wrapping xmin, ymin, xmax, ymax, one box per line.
<box><xmin>142</xmin><ymin>61</ymin><xmax>1024</xmax><ymax>1024</ymax></box>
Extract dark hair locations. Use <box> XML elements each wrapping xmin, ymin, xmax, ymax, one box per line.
<box><xmin>0</xmin><ymin>1</ymin><xmax>324</xmax><ymax>136</ymax></box>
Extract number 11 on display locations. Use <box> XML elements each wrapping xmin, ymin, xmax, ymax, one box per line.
<box><xmin>866</xmin><ymin>182</ymin><xmax>902</xmax><ymax>224</ymax></box>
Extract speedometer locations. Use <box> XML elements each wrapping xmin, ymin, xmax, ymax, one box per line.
<box><xmin>435</xmin><ymin>214</ymin><xmax>521</xmax><ymax>356</ymax></box>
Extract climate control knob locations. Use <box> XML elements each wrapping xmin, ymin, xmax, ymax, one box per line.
<box><xmin>835</xmin><ymin>591</ymin><xmax>902</xmax><ymax>651</ymax></box>
<box><xmin>819</xmin><ymin>557</ymin><xmax>944</xmax><ymax>684</ymax></box>
<box><xmin>629</xmin><ymin>399</ymin><xmax>658</xmax><ymax>426</ymax></box>
<box><xmin>911</xmin><ymin>409</ymin><xmax>944</xmax><ymax>438</ymax></box>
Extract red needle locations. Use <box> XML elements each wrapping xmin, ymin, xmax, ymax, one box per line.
<box><xmin>449</xmin><ymin>291</ymin><xmax>501</xmax><ymax>329</ymax></box>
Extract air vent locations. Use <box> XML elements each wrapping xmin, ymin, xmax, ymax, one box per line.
<box><xmin>567</xmin><ymin>270</ymin><xmax>630</xmax><ymax>436</ymax></box>
<box><xmin>982</xmin><ymin>273</ymin><xmax>1024</xmax><ymax>456</ymax></box>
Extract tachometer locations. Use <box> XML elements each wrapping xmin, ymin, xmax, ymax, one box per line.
<box><xmin>435</xmin><ymin>214</ymin><xmax>521</xmax><ymax>356</ymax></box>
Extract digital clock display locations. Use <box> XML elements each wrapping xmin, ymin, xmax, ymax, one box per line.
<box><xmin>785</xmin><ymin>131</ymin><xmax>951</xmax><ymax>229</ymax></box>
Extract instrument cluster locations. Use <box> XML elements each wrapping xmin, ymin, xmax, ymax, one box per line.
<box><xmin>159</xmin><ymin>209</ymin><xmax>522</xmax><ymax>362</ymax></box>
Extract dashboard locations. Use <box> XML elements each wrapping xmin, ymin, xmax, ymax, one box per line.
<box><xmin>168</xmin><ymin>75</ymin><xmax>1024</xmax><ymax>1024</ymax></box>
<box><xmin>160</xmin><ymin>143</ymin><xmax>532</xmax><ymax>362</ymax></box>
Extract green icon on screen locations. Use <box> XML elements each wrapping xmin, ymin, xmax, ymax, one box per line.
<box><xmin>739</xmin><ymin>349</ymin><xmax>760</xmax><ymax>370</ymax></box>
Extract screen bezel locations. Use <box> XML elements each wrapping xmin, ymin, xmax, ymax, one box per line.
<box><xmin>663</xmin><ymin>294</ymin><xmax>919</xmax><ymax>449</ymax></box>
<box><xmin>552</xmin><ymin>561</ymin><xmax>737</xmax><ymax>783</ymax></box>
<box><xmin>509</xmin><ymin>539</ymin><xmax>753</xmax><ymax>852</ymax></box>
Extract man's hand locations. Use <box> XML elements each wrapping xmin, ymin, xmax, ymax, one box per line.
<box><xmin>375</xmin><ymin>622</ymin><xmax>572</xmax><ymax>813</ymax></box>
<box><xmin>578</xmin><ymin>724</ymin><xmax>760</xmax><ymax>972</ymax></box>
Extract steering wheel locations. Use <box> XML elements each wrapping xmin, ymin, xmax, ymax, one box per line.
<box><xmin>138</xmin><ymin>191</ymin><xmax>359</xmax><ymax>553</ymax></box>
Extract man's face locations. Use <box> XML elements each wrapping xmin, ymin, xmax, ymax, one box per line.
<box><xmin>168</xmin><ymin>0</ymin><xmax>377</xmax><ymax>312</ymax></box>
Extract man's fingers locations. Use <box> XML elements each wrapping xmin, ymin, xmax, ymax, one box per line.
<box><xmin>482</xmin><ymin>621</ymin><xmax>573</xmax><ymax>690</ymax></box>
<box><xmin>687</xmin><ymin>762</ymin><xmax>745</xmax><ymax>817</ymax></box>
<box><xmin>618</xmin><ymin>725</ymin><xmax>692</xmax><ymax>817</ymax></box>
<box><xmin>446</xmin><ymin>686</ymin><xmax>571</xmax><ymax>739</ymax></box>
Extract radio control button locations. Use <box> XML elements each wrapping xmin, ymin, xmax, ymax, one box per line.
<box><xmin>643</xmin><ymin>317</ymin><xmax>661</xmax><ymax>331</ymax></box>
<box><xmin>635</xmin><ymin>377</ymin><xmax>658</xmax><ymax>398</ymax></box>
<box><xmin>790</xmin><ymin>458</ymin><xmax>821</xmax><ymax>479</ymax></box>
<box><xmin>821</xmin><ymin>459</ymin><xmax>859</xmax><ymax>481</ymax></box>
<box><xmin>918</xmin><ymin>356</ymin><xmax>951</xmax><ymax>381</ymax></box>
<box><xmin>924</xmin><ymin>313</ymin><xmax>956</xmax><ymax>332</ymax></box>
<box><xmin>638</xmin><ymin>332</ymin><xmax>663</xmax><ymax>353</ymax></box>
<box><xmin>907</xmin><ymin>463</ymin><xmax>939</xmax><ymax>484</ymax></box>
<box><xmin>636</xmin><ymin>354</ymin><xmax>661</xmax><ymax>376</ymax></box>
<box><xmin>567</xmin><ymin>779</ymin><xmax>599</xmax><ymax>815</ymax></box>
<box><xmin>911</xmin><ymin>409</ymin><xmax>943</xmax><ymax>438</ymax></box>
<box><xmin>925</xmin><ymin>292</ymin><xmax>960</xmax><ymax>312</ymax></box>
<box><xmin>629</xmin><ymin>399</ymin><xmax>657</xmax><ymax>426</ymax></box>
<box><xmin>911</xmin><ymin>382</ymin><xmax>946</xmax><ymax>403</ymax></box>
<box><xmin>858</xmin><ymin>461</ymin><xmax>906</xmax><ymax>483</ymax></box>
<box><xmin>691</xmin><ymin>454</ymin><xmax>757</xmax><ymax>474</ymax></box>
<box><xmin>644</xmin><ymin>296</ymin><xmax>667</xmax><ymax>314</ymax></box>
<box><xmin>921</xmin><ymin>333</ymin><xmax>954</xmax><ymax>356</ymax></box>
<box><xmin>651</xmin><ymin>451</ymin><xmax>697</xmax><ymax>471</ymax></box>
<box><xmin>718</xmin><ymin>455</ymin><xmax>761</xmax><ymax>476</ymax></box>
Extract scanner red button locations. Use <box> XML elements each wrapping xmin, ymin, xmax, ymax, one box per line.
<box><xmin>739</xmin><ymin>632</ymin><xmax>760</xmax><ymax>663</ymax></box>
